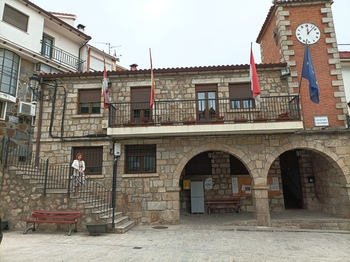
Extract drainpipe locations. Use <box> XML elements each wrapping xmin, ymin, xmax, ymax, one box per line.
<box><xmin>78</xmin><ymin>40</ymin><xmax>89</xmax><ymax>72</ymax></box>
<box><xmin>35</xmin><ymin>79</ymin><xmax>44</xmax><ymax>165</ymax></box>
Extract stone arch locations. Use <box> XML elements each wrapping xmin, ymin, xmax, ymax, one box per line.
<box><xmin>173</xmin><ymin>142</ymin><xmax>251</xmax><ymax>185</ymax></box>
<box><xmin>265</xmin><ymin>137</ymin><xmax>350</xmax><ymax>184</ymax></box>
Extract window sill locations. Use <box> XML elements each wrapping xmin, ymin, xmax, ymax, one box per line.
<box><xmin>72</xmin><ymin>114</ymin><xmax>103</xmax><ymax>118</ymax></box>
<box><xmin>122</xmin><ymin>173</ymin><xmax>159</xmax><ymax>178</ymax></box>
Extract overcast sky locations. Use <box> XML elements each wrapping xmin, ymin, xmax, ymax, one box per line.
<box><xmin>32</xmin><ymin>0</ymin><xmax>350</xmax><ymax>70</ymax></box>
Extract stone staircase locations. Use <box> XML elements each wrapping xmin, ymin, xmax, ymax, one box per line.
<box><xmin>76</xmin><ymin>195</ymin><xmax>136</xmax><ymax>234</ymax></box>
<box><xmin>11</xmin><ymin>166</ymin><xmax>136</xmax><ymax>234</ymax></box>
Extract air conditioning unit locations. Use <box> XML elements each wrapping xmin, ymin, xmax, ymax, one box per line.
<box><xmin>18</xmin><ymin>101</ymin><xmax>36</xmax><ymax>116</ymax></box>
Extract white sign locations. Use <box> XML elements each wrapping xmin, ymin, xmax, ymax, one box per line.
<box><xmin>231</xmin><ymin>177</ymin><xmax>239</xmax><ymax>194</ymax></box>
<box><xmin>204</xmin><ymin>178</ymin><xmax>213</xmax><ymax>189</ymax></box>
<box><xmin>9</xmin><ymin>116</ymin><xmax>19</xmax><ymax>123</ymax></box>
<box><xmin>314</xmin><ymin>116</ymin><xmax>329</xmax><ymax>127</ymax></box>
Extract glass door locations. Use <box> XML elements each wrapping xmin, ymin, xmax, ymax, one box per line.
<box><xmin>197</xmin><ymin>91</ymin><xmax>217</xmax><ymax>121</ymax></box>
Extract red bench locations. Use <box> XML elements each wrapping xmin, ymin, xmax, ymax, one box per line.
<box><xmin>206</xmin><ymin>198</ymin><xmax>241</xmax><ymax>214</ymax></box>
<box><xmin>24</xmin><ymin>210</ymin><xmax>82</xmax><ymax>236</ymax></box>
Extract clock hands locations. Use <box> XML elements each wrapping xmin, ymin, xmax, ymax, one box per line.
<box><xmin>307</xmin><ymin>25</ymin><xmax>315</xmax><ymax>35</ymax></box>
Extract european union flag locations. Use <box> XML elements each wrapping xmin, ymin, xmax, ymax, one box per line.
<box><xmin>302</xmin><ymin>44</ymin><xmax>320</xmax><ymax>104</ymax></box>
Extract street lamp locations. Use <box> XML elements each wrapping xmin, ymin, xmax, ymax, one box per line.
<box><xmin>29</xmin><ymin>74</ymin><xmax>41</xmax><ymax>101</ymax></box>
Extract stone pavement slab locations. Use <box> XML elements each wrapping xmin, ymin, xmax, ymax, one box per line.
<box><xmin>1</xmin><ymin>224</ymin><xmax>350</xmax><ymax>262</ymax></box>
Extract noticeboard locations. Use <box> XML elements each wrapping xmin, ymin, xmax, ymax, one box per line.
<box><xmin>232</xmin><ymin>175</ymin><xmax>280</xmax><ymax>197</ymax></box>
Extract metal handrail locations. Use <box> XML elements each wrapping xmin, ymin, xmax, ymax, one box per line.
<box><xmin>0</xmin><ymin>137</ymin><xmax>114</xmax><ymax>219</ymax></box>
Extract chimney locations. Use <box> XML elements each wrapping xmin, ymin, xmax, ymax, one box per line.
<box><xmin>130</xmin><ymin>63</ymin><xmax>138</xmax><ymax>71</ymax></box>
<box><xmin>77</xmin><ymin>24</ymin><xmax>85</xmax><ymax>32</ymax></box>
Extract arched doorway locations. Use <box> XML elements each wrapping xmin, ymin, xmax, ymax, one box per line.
<box><xmin>179</xmin><ymin>150</ymin><xmax>252</xmax><ymax>215</ymax></box>
<box><xmin>280</xmin><ymin>150</ymin><xmax>303</xmax><ymax>209</ymax></box>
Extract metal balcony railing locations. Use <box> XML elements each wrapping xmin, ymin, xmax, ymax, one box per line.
<box><xmin>109</xmin><ymin>95</ymin><xmax>301</xmax><ymax>127</ymax></box>
<box><xmin>40</xmin><ymin>41</ymin><xmax>84</xmax><ymax>71</ymax></box>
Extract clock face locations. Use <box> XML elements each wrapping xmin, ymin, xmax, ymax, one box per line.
<box><xmin>295</xmin><ymin>23</ymin><xmax>321</xmax><ymax>44</ymax></box>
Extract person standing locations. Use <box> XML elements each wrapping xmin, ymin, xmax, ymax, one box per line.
<box><xmin>71</xmin><ymin>153</ymin><xmax>86</xmax><ymax>196</ymax></box>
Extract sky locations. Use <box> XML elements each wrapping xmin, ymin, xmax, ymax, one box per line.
<box><xmin>31</xmin><ymin>0</ymin><xmax>350</xmax><ymax>70</ymax></box>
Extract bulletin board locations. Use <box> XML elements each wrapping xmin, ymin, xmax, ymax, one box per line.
<box><xmin>231</xmin><ymin>176</ymin><xmax>281</xmax><ymax>197</ymax></box>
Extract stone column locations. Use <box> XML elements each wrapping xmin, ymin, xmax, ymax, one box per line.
<box><xmin>252</xmin><ymin>185</ymin><xmax>271</xmax><ymax>226</ymax></box>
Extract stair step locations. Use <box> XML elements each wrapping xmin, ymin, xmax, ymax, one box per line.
<box><xmin>115</xmin><ymin>220</ymin><xmax>136</xmax><ymax>234</ymax></box>
<box><xmin>100</xmin><ymin>212</ymin><xmax>122</xmax><ymax>219</ymax></box>
<box><xmin>113</xmin><ymin>216</ymin><xmax>129</xmax><ymax>226</ymax></box>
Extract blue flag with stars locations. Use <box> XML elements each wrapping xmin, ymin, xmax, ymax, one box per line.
<box><xmin>302</xmin><ymin>44</ymin><xmax>320</xmax><ymax>104</ymax></box>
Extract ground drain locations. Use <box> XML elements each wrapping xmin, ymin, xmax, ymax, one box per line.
<box><xmin>152</xmin><ymin>226</ymin><xmax>168</xmax><ymax>229</ymax></box>
<box><xmin>133</xmin><ymin>247</ymin><xmax>142</xmax><ymax>249</ymax></box>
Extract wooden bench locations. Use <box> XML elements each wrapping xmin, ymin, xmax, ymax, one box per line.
<box><xmin>23</xmin><ymin>210</ymin><xmax>82</xmax><ymax>236</ymax></box>
<box><xmin>206</xmin><ymin>198</ymin><xmax>241</xmax><ymax>214</ymax></box>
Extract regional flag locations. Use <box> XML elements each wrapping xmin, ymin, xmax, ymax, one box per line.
<box><xmin>302</xmin><ymin>44</ymin><xmax>320</xmax><ymax>104</ymax></box>
<box><xmin>101</xmin><ymin>56</ymin><xmax>109</xmax><ymax>109</ymax></box>
<box><xmin>149</xmin><ymin>48</ymin><xmax>155</xmax><ymax>109</ymax></box>
<box><xmin>250</xmin><ymin>46</ymin><xmax>261</xmax><ymax>102</ymax></box>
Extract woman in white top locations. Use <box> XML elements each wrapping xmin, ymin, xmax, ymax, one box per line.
<box><xmin>71</xmin><ymin>152</ymin><xmax>86</xmax><ymax>196</ymax></box>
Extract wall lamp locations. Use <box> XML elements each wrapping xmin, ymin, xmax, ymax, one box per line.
<box><xmin>29</xmin><ymin>74</ymin><xmax>41</xmax><ymax>101</ymax></box>
<box><xmin>307</xmin><ymin>176</ymin><xmax>315</xmax><ymax>183</ymax></box>
<box><xmin>280</xmin><ymin>67</ymin><xmax>291</xmax><ymax>78</ymax></box>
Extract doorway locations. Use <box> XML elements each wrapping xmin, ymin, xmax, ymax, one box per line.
<box><xmin>280</xmin><ymin>151</ymin><xmax>303</xmax><ymax>209</ymax></box>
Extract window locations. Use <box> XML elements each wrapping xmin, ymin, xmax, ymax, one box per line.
<box><xmin>78</xmin><ymin>89</ymin><xmax>100</xmax><ymax>114</ymax></box>
<box><xmin>131</xmin><ymin>87</ymin><xmax>151</xmax><ymax>123</ymax></box>
<box><xmin>0</xmin><ymin>101</ymin><xmax>7</xmax><ymax>120</ymax></box>
<box><xmin>125</xmin><ymin>145</ymin><xmax>156</xmax><ymax>173</ymax></box>
<box><xmin>196</xmin><ymin>85</ymin><xmax>218</xmax><ymax>121</ymax></box>
<box><xmin>41</xmin><ymin>35</ymin><xmax>54</xmax><ymax>58</ymax></box>
<box><xmin>72</xmin><ymin>147</ymin><xmax>103</xmax><ymax>176</ymax></box>
<box><xmin>3</xmin><ymin>4</ymin><xmax>29</xmax><ymax>32</ymax></box>
<box><xmin>0</xmin><ymin>49</ymin><xmax>19</xmax><ymax>96</ymax></box>
<box><xmin>229</xmin><ymin>83</ymin><xmax>254</xmax><ymax>109</ymax></box>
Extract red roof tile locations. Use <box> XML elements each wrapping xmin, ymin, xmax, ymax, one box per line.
<box><xmin>339</xmin><ymin>51</ymin><xmax>350</xmax><ymax>59</ymax></box>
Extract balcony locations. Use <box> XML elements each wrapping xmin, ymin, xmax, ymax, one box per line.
<box><xmin>40</xmin><ymin>41</ymin><xmax>83</xmax><ymax>71</ymax></box>
<box><xmin>107</xmin><ymin>95</ymin><xmax>303</xmax><ymax>138</ymax></box>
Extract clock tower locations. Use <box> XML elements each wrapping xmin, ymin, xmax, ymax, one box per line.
<box><xmin>256</xmin><ymin>0</ymin><xmax>347</xmax><ymax>129</ymax></box>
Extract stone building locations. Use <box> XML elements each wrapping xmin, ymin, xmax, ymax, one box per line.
<box><xmin>1</xmin><ymin>0</ymin><xmax>350</xmax><ymax>231</ymax></box>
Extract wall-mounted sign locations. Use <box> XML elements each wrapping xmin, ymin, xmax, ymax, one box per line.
<box><xmin>183</xmin><ymin>180</ymin><xmax>191</xmax><ymax>190</ymax></box>
<box><xmin>314</xmin><ymin>116</ymin><xmax>329</xmax><ymax>127</ymax></box>
<box><xmin>204</xmin><ymin>178</ymin><xmax>213</xmax><ymax>189</ymax></box>
<box><xmin>9</xmin><ymin>116</ymin><xmax>19</xmax><ymax>123</ymax></box>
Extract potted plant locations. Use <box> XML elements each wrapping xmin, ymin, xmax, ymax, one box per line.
<box><xmin>182</xmin><ymin>116</ymin><xmax>195</xmax><ymax>124</ymax></box>
<box><xmin>85</xmin><ymin>221</ymin><xmax>108</xmax><ymax>236</ymax></box>
<box><xmin>213</xmin><ymin>115</ymin><xmax>224</xmax><ymax>122</ymax></box>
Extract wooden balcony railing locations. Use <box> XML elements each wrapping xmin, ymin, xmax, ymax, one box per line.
<box><xmin>108</xmin><ymin>95</ymin><xmax>301</xmax><ymax>127</ymax></box>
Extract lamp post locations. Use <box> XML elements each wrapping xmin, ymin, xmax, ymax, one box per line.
<box><xmin>29</xmin><ymin>74</ymin><xmax>43</xmax><ymax>165</ymax></box>
<box><xmin>29</xmin><ymin>75</ymin><xmax>41</xmax><ymax>101</ymax></box>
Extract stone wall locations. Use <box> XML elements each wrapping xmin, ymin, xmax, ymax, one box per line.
<box><xmin>0</xmin><ymin>167</ymin><xmax>96</xmax><ymax>232</ymax></box>
<box><xmin>1</xmin><ymin>132</ymin><xmax>350</xmax><ymax>226</ymax></box>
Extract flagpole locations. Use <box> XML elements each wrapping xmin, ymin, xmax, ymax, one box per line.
<box><xmin>298</xmin><ymin>41</ymin><xmax>308</xmax><ymax>97</ymax></box>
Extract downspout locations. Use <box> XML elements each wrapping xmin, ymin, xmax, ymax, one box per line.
<box><xmin>48</xmin><ymin>79</ymin><xmax>109</xmax><ymax>140</ymax></box>
<box><xmin>78</xmin><ymin>41</ymin><xmax>89</xmax><ymax>72</ymax></box>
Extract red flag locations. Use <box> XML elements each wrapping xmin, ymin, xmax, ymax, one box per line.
<box><xmin>149</xmin><ymin>48</ymin><xmax>155</xmax><ymax>109</ymax></box>
<box><xmin>250</xmin><ymin>46</ymin><xmax>261</xmax><ymax>101</ymax></box>
<box><xmin>101</xmin><ymin>56</ymin><xmax>109</xmax><ymax>109</ymax></box>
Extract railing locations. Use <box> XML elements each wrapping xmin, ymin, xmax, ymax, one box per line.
<box><xmin>40</xmin><ymin>41</ymin><xmax>84</xmax><ymax>71</ymax></box>
<box><xmin>70</xmin><ymin>178</ymin><xmax>113</xmax><ymax>218</ymax></box>
<box><xmin>0</xmin><ymin>137</ymin><xmax>114</xmax><ymax>219</ymax></box>
<box><xmin>109</xmin><ymin>95</ymin><xmax>301</xmax><ymax>126</ymax></box>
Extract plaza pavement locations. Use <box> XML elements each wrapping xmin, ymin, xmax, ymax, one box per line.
<box><xmin>1</xmin><ymin>215</ymin><xmax>350</xmax><ymax>262</ymax></box>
